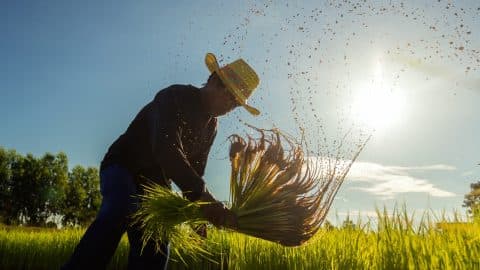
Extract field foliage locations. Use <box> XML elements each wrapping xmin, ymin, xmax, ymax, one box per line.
<box><xmin>1</xmin><ymin>208</ymin><xmax>479</xmax><ymax>270</ymax></box>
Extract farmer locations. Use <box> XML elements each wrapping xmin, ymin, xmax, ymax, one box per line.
<box><xmin>61</xmin><ymin>53</ymin><xmax>260</xmax><ymax>270</ymax></box>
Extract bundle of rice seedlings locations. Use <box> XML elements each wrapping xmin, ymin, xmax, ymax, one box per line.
<box><xmin>133</xmin><ymin>127</ymin><xmax>369</xmax><ymax>258</ymax></box>
<box><xmin>227</xmin><ymin>130</ymin><xmax>321</xmax><ymax>246</ymax></box>
<box><xmin>226</xmin><ymin>126</ymin><xmax>369</xmax><ymax>245</ymax></box>
<box><xmin>132</xmin><ymin>183</ymin><xmax>212</xmax><ymax>263</ymax></box>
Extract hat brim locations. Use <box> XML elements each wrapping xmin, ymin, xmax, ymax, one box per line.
<box><xmin>205</xmin><ymin>53</ymin><xmax>260</xmax><ymax>116</ymax></box>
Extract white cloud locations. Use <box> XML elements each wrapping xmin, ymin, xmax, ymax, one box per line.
<box><xmin>389</xmin><ymin>164</ymin><xmax>456</xmax><ymax>171</ymax></box>
<box><xmin>334</xmin><ymin>196</ymin><xmax>349</xmax><ymax>202</ymax></box>
<box><xmin>345</xmin><ymin>161</ymin><xmax>456</xmax><ymax>198</ymax></box>
<box><xmin>461</xmin><ymin>169</ymin><xmax>480</xmax><ymax>177</ymax></box>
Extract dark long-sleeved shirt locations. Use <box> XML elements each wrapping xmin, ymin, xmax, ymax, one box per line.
<box><xmin>100</xmin><ymin>85</ymin><xmax>217</xmax><ymax>200</ymax></box>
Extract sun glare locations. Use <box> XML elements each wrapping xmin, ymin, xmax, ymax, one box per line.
<box><xmin>352</xmin><ymin>61</ymin><xmax>406</xmax><ymax>131</ymax></box>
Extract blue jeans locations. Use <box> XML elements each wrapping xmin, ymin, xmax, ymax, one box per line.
<box><xmin>61</xmin><ymin>164</ymin><xmax>170</xmax><ymax>270</ymax></box>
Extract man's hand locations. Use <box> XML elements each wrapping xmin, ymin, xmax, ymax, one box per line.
<box><xmin>199</xmin><ymin>201</ymin><xmax>228</xmax><ymax>227</ymax></box>
<box><xmin>223</xmin><ymin>207</ymin><xmax>238</xmax><ymax>229</ymax></box>
<box><xmin>198</xmin><ymin>191</ymin><xmax>238</xmax><ymax>228</ymax></box>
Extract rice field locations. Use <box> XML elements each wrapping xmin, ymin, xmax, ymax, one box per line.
<box><xmin>1</xmin><ymin>209</ymin><xmax>479</xmax><ymax>270</ymax></box>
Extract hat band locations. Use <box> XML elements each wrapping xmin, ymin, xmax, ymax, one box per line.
<box><xmin>221</xmin><ymin>65</ymin><xmax>249</xmax><ymax>99</ymax></box>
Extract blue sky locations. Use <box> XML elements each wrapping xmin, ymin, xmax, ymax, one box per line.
<box><xmin>1</xmin><ymin>0</ymin><xmax>479</xmax><ymax>224</ymax></box>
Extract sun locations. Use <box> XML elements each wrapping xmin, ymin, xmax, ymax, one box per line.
<box><xmin>352</xmin><ymin>61</ymin><xmax>406</xmax><ymax>131</ymax></box>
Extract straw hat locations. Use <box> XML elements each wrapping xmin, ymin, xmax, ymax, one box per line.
<box><xmin>205</xmin><ymin>53</ymin><xmax>260</xmax><ymax>116</ymax></box>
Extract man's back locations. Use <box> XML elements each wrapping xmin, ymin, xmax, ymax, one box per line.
<box><xmin>100</xmin><ymin>84</ymin><xmax>217</xmax><ymax>187</ymax></box>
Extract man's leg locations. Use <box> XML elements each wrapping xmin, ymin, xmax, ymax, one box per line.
<box><xmin>62</xmin><ymin>164</ymin><xmax>137</xmax><ymax>270</ymax></box>
<box><xmin>126</xmin><ymin>223</ymin><xmax>170</xmax><ymax>270</ymax></box>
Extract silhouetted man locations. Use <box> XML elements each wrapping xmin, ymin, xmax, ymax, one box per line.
<box><xmin>62</xmin><ymin>53</ymin><xmax>260</xmax><ymax>270</ymax></box>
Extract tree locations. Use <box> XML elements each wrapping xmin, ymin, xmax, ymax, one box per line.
<box><xmin>0</xmin><ymin>147</ymin><xmax>19</xmax><ymax>224</ymax></box>
<box><xmin>9</xmin><ymin>153</ymin><xmax>31</xmax><ymax>225</ymax></box>
<box><xmin>463</xmin><ymin>180</ymin><xmax>480</xmax><ymax>222</ymax></box>
<box><xmin>63</xmin><ymin>165</ymin><xmax>100</xmax><ymax>226</ymax></box>
<box><xmin>81</xmin><ymin>167</ymin><xmax>101</xmax><ymax>224</ymax></box>
<box><xmin>39</xmin><ymin>152</ymin><xmax>69</xmax><ymax>224</ymax></box>
<box><xmin>9</xmin><ymin>152</ymin><xmax>68</xmax><ymax>226</ymax></box>
<box><xmin>0</xmin><ymin>146</ymin><xmax>101</xmax><ymax>227</ymax></box>
<box><xmin>63</xmin><ymin>166</ymin><xmax>87</xmax><ymax>226</ymax></box>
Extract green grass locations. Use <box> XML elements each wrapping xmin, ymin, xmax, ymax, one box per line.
<box><xmin>1</xmin><ymin>209</ymin><xmax>479</xmax><ymax>270</ymax></box>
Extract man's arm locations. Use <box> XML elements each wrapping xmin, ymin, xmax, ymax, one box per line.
<box><xmin>191</xmin><ymin>126</ymin><xmax>217</xmax><ymax>177</ymax></box>
<box><xmin>148</xmin><ymin>91</ymin><xmax>237</xmax><ymax>228</ymax></box>
<box><xmin>148</xmin><ymin>93</ymin><xmax>206</xmax><ymax>201</ymax></box>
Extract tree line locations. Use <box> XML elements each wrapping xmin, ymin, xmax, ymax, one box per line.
<box><xmin>1</xmin><ymin>145</ymin><xmax>479</xmax><ymax>228</ymax></box>
<box><xmin>0</xmin><ymin>147</ymin><xmax>100</xmax><ymax>227</ymax></box>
